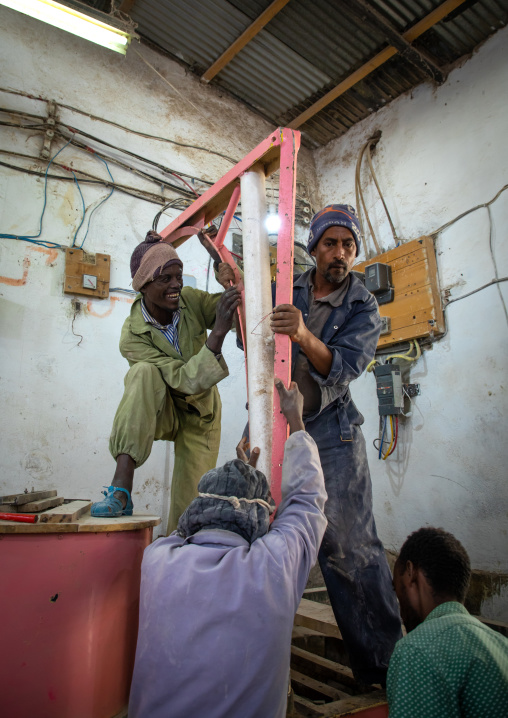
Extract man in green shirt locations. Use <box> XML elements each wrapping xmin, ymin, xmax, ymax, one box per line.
<box><xmin>388</xmin><ymin>527</ymin><xmax>508</xmax><ymax>717</ymax></box>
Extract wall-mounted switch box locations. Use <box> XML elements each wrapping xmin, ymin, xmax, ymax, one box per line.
<box><xmin>374</xmin><ymin>363</ymin><xmax>404</xmax><ymax>415</ymax></box>
<box><xmin>64</xmin><ymin>248</ymin><xmax>110</xmax><ymax>299</ymax></box>
<box><xmin>380</xmin><ymin>316</ymin><xmax>391</xmax><ymax>335</ymax></box>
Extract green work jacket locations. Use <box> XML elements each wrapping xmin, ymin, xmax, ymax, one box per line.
<box><xmin>119</xmin><ymin>288</ymin><xmax>229</xmax><ymax>418</ymax></box>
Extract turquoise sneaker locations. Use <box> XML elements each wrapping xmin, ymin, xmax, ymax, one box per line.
<box><xmin>91</xmin><ymin>486</ymin><xmax>134</xmax><ymax>518</ymax></box>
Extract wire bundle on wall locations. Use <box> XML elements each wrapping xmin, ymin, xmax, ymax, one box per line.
<box><xmin>0</xmin><ymin>87</ymin><xmax>314</xmax><ymax>255</ymax></box>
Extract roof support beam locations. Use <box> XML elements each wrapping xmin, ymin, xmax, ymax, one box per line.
<box><xmin>288</xmin><ymin>0</ymin><xmax>468</xmax><ymax>130</ymax></box>
<box><xmin>201</xmin><ymin>0</ymin><xmax>292</xmax><ymax>83</ymax></box>
<box><xmin>344</xmin><ymin>0</ymin><xmax>445</xmax><ymax>83</ymax></box>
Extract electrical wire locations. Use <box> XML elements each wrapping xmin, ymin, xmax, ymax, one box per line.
<box><xmin>355</xmin><ymin>133</ymin><xmax>398</xmax><ymax>256</ymax></box>
<box><xmin>0</xmin><ymin>87</ymin><xmax>240</xmax><ymax>164</ymax></box>
<box><xmin>110</xmin><ymin>287</ymin><xmax>137</xmax><ymax>295</ymax></box>
<box><xmin>0</xmin><ymin>137</ymin><xmax>74</xmax><ymax>248</ymax></box>
<box><xmin>444</xmin><ymin>277</ymin><xmax>508</xmax><ymax>308</ymax></box>
<box><xmin>68</xmin><ymin>168</ymin><xmax>86</xmax><ymax>246</ymax></box>
<box><xmin>152</xmin><ymin>197</ymin><xmax>194</xmax><ymax>232</ymax></box>
<box><xmin>77</xmin><ymin>154</ymin><xmax>115</xmax><ymax>248</ymax></box>
<box><xmin>385</xmin><ymin>339</ymin><xmax>421</xmax><ymax>364</ymax></box>
<box><xmin>378</xmin><ymin>416</ymin><xmax>387</xmax><ymax>460</ymax></box>
<box><xmin>0</xmin><ymin>100</ymin><xmax>313</xmax><ymax>213</ymax></box>
<box><xmin>0</xmin><ymin>157</ymin><xmax>171</xmax><ymax>206</ymax></box>
<box><xmin>0</xmin><ymin>116</ymin><xmax>209</xmax><ymax>199</ymax></box>
<box><xmin>430</xmin><ymin>184</ymin><xmax>508</xmax><ymax>236</ymax></box>
<box><xmin>383</xmin><ymin>415</ymin><xmax>395</xmax><ymax>460</ymax></box>
<box><xmin>386</xmin><ymin>416</ymin><xmax>399</xmax><ymax>457</ymax></box>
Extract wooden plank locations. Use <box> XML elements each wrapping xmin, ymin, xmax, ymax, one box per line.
<box><xmin>291</xmin><ymin>646</ymin><xmax>356</xmax><ymax>689</ymax></box>
<box><xmin>291</xmin><ymin>669</ymin><xmax>350</xmax><ymax>701</ymax></box>
<box><xmin>201</xmin><ymin>0</ymin><xmax>292</xmax><ymax>82</ymax></box>
<box><xmin>0</xmin><ymin>504</ymin><xmax>18</xmax><ymax>512</ymax></box>
<box><xmin>292</xmin><ymin>625</ymin><xmax>327</xmax><ymax>640</ymax></box>
<box><xmin>296</xmin><ymin>598</ymin><xmax>342</xmax><ymax>639</ymax></box>
<box><xmin>21</xmin><ymin>496</ymin><xmax>64</xmax><ymax>512</ymax></box>
<box><xmin>288</xmin><ymin>0</ymin><xmax>468</xmax><ymax>129</ymax></box>
<box><xmin>39</xmin><ymin>500</ymin><xmax>92</xmax><ymax>523</ymax></box>
<box><xmin>0</xmin><ymin>490</ymin><xmax>57</xmax><ymax>505</ymax></box>
<box><xmin>293</xmin><ymin>693</ymin><xmax>327</xmax><ymax>717</ymax></box>
<box><xmin>77</xmin><ymin>513</ymin><xmax>161</xmax><ymax>532</ymax></box>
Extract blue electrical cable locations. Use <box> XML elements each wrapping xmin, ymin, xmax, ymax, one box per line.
<box><xmin>70</xmin><ymin>169</ymin><xmax>86</xmax><ymax>247</ymax></box>
<box><xmin>378</xmin><ymin>416</ymin><xmax>387</xmax><ymax>460</ymax></box>
<box><xmin>0</xmin><ymin>137</ymin><xmax>74</xmax><ymax>249</ymax></box>
<box><xmin>77</xmin><ymin>155</ymin><xmax>115</xmax><ymax>249</ymax></box>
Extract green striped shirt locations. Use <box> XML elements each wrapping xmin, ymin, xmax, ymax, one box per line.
<box><xmin>387</xmin><ymin>602</ymin><xmax>508</xmax><ymax>717</ymax></box>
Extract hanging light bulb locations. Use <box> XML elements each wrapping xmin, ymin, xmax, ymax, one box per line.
<box><xmin>265</xmin><ymin>204</ymin><xmax>281</xmax><ymax>234</ymax></box>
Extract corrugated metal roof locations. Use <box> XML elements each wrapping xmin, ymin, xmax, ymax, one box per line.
<box><xmin>121</xmin><ymin>0</ymin><xmax>508</xmax><ymax>147</ymax></box>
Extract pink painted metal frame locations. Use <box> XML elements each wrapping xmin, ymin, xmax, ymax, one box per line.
<box><xmin>159</xmin><ymin>128</ymin><xmax>301</xmax><ymax>504</ymax></box>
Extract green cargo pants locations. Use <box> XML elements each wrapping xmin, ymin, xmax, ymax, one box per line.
<box><xmin>109</xmin><ymin>362</ymin><xmax>221</xmax><ymax>535</ymax></box>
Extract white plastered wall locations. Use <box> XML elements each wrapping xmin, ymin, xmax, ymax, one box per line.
<box><xmin>0</xmin><ymin>7</ymin><xmax>316</xmax><ymax>537</ymax></box>
<box><xmin>314</xmin><ymin>27</ymin><xmax>508</xmax><ymax>619</ymax></box>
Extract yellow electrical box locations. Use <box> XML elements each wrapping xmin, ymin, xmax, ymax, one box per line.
<box><xmin>64</xmin><ymin>248</ymin><xmax>110</xmax><ymax>299</ymax></box>
<box><xmin>354</xmin><ymin>236</ymin><xmax>445</xmax><ymax>347</ymax></box>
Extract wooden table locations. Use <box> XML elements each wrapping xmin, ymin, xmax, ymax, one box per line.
<box><xmin>0</xmin><ymin>512</ymin><xmax>160</xmax><ymax>718</ymax></box>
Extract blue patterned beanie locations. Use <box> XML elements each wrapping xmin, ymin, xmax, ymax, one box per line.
<box><xmin>308</xmin><ymin>204</ymin><xmax>362</xmax><ymax>256</ymax></box>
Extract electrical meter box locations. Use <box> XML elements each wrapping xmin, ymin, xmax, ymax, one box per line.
<box><xmin>365</xmin><ymin>262</ymin><xmax>394</xmax><ymax>305</ymax></box>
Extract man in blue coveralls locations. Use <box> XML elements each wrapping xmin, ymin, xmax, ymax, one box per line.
<box><xmin>270</xmin><ymin>204</ymin><xmax>402</xmax><ymax>685</ymax></box>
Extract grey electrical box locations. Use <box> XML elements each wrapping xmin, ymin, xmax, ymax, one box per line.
<box><xmin>374</xmin><ymin>363</ymin><xmax>403</xmax><ymax>415</ymax></box>
<box><xmin>365</xmin><ymin>263</ymin><xmax>394</xmax><ymax>305</ymax></box>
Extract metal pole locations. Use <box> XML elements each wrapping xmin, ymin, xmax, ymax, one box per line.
<box><xmin>240</xmin><ymin>163</ymin><xmax>274</xmax><ymax>483</ymax></box>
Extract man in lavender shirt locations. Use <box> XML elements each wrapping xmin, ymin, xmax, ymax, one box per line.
<box><xmin>129</xmin><ymin>379</ymin><xmax>327</xmax><ymax>718</ymax></box>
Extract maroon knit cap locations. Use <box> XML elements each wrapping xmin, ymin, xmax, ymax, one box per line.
<box><xmin>130</xmin><ymin>231</ymin><xmax>183</xmax><ymax>290</ymax></box>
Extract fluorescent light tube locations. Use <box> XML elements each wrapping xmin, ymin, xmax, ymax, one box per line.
<box><xmin>1</xmin><ymin>0</ymin><xmax>132</xmax><ymax>54</ymax></box>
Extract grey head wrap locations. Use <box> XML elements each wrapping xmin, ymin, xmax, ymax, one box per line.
<box><xmin>176</xmin><ymin>459</ymin><xmax>275</xmax><ymax>543</ymax></box>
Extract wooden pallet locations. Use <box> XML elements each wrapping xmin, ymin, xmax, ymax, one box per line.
<box><xmin>290</xmin><ymin>598</ymin><xmax>388</xmax><ymax>718</ymax></box>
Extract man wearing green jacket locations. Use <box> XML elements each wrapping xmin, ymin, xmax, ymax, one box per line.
<box><xmin>91</xmin><ymin>231</ymin><xmax>240</xmax><ymax>533</ymax></box>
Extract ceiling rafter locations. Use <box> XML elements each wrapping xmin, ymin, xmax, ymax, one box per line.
<box><xmin>288</xmin><ymin>0</ymin><xmax>468</xmax><ymax>130</ymax></box>
<box><xmin>200</xmin><ymin>0</ymin><xmax>292</xmax><ymax>83</ymax></box>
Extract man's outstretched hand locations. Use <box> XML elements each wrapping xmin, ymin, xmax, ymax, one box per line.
<box><xmin>275</xmin><ymin>379</ymin><xmax>305</xmax><ymax>435</ymax></box>
<box><xmin>236</xmin><ymin>437</ymin><xmax>260</xmax><ymax>468</ymax></box>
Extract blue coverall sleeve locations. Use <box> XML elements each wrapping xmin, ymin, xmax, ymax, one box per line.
<box><xmin>308</xmin><ymin>296</ymin><xmax>381</xmax><ymax>388</ymax></box>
